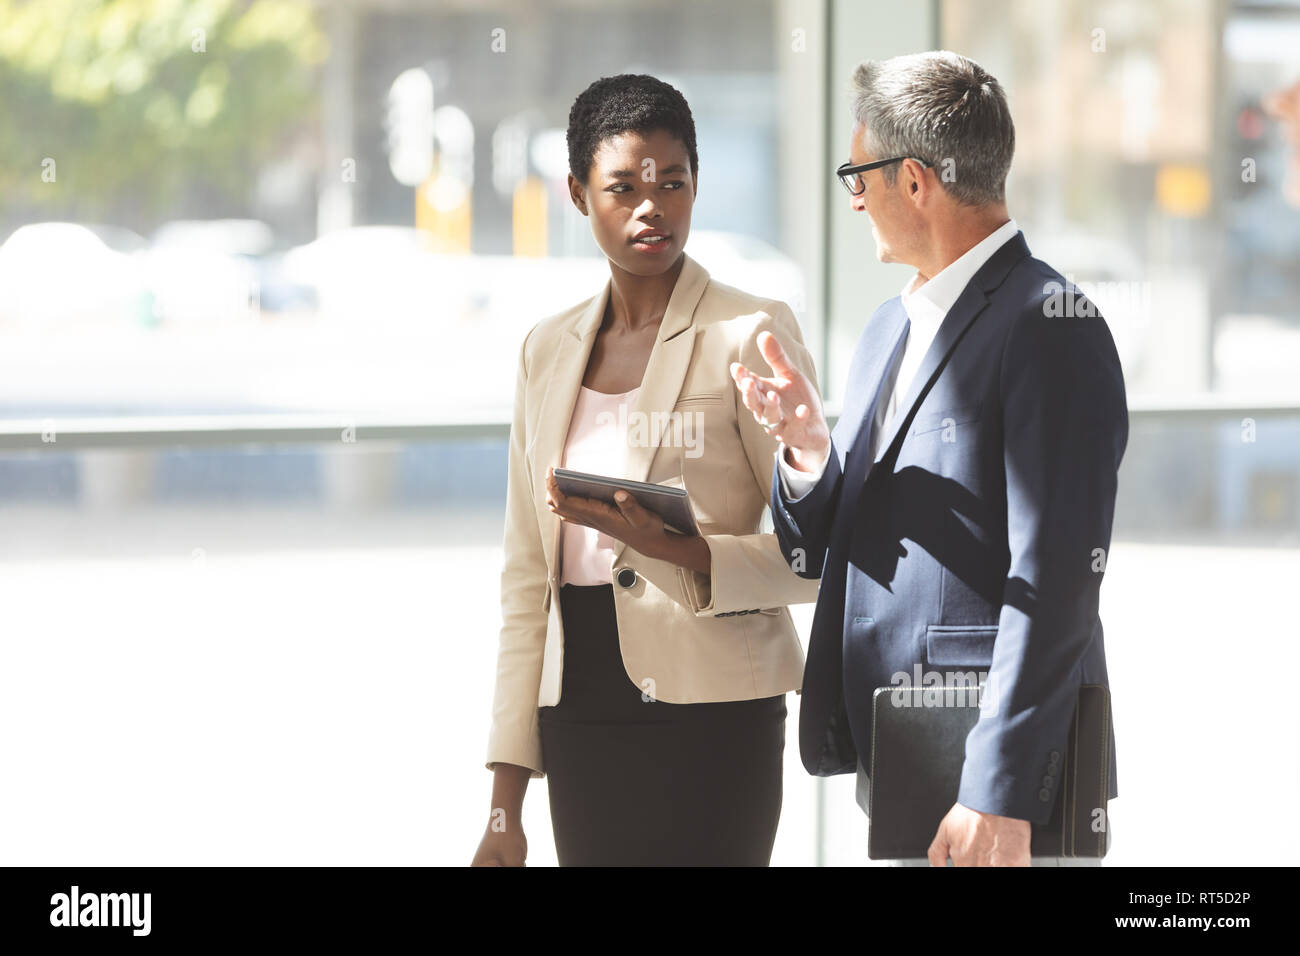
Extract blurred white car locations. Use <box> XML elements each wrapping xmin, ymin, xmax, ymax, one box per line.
<box><xmin>281</xmin><ymin>226</ymin><xmax>465</xmax><ymax>324</ymax></box>
<box><xmin>144</xmin><ymin>219</ymin><xmax>272</xmax><ymax>325</ymax></box>
<box><xmin>684</xmin><ymin>230</ymin><xmax>807</xmax><ymax>314</ymax></box>
<box><xmin>152</xmin><ymin>219</ymin><xmax>275</xmax><ymax>256</ymax></box>
<box><xmin>0</xmin><ymin>222</ymin><xmax>153</xmax><ymax>328</ymax></box>
<box><xmin>457</xmin><ymin>253</ymin><xmax>609</xmax><ymax>325</ymax></box>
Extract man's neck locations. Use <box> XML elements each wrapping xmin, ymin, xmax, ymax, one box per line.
<box><xmin>909</xmin><ymin>206</ymin><xmax>1011</xmax><ymax>286</ymax></box>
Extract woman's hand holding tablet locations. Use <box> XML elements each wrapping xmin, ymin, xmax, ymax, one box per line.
<box><xmin>545</xmin><ymin>466</ymin><xmax>711</xmax><ymax>574</ymax></box>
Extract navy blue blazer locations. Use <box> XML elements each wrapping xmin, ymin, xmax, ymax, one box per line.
<box><xmin>771</xmin><ymin>231</ymin><xmax>1127</xmax><ymax>825</ymax></box>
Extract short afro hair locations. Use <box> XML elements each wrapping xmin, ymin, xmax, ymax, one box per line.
<box><xmin>566</xmin><ymin>73</ymin><xmax>698</xmax><ymax>184</ymax></box>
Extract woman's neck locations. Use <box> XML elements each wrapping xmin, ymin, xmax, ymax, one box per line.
<box><xmin>604</xmin><ymin>253</ymin><xmax>686</xmax><ymax>334</ymax></box>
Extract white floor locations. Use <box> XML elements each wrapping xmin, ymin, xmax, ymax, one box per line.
<box><xmin>0</xmin><ymin>504</ymin><xmax>1294</xmax><ymax>865</ymax></box>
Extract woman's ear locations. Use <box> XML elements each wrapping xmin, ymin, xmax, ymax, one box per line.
<box><xmin>567</xmin><ymin>173</ymin><xmax>588</xmax><ymax>216</ymax></box>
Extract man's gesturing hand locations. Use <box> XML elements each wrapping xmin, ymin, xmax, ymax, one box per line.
<box><xmin>730</xmin><ymin>330</ymin><xmax>830</xmax><ymax>475</ymax></box>
<box><xmin>928</xmin><ymin>802</ymin><xmax>1032</xmax><ymax>866</ymax></box>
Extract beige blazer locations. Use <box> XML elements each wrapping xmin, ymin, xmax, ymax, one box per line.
<box><xmin>485</xmin><ymin>253</ymin><xmax>822</xmax><ymax>777</ymax></box>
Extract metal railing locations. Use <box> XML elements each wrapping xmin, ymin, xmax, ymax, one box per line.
<box><xmin>3</xmin><ymin>398</ymin><xmax>1298</xmax><ymax>450</ymax></box>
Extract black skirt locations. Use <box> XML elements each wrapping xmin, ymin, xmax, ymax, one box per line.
<box><xmin>538</xmin><ymin>582</ymin><xmax>787</xmax><ymax>866</ymax></box>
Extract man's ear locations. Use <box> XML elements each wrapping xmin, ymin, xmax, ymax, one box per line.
<box><xmin>901</xmin><ymin>158</ymin><xmax>930</xmax><ymax>207</ymax></box>
<box><xmin>567</xmin><ymin>173</ymin><xmax>588</xmax><ymax>216</ymax></box>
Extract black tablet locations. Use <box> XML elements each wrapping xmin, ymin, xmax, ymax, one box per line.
<box><xmin>552</xmin><ymin>467</ymin><xmax>699</xmax><ymax>536</ymax></box>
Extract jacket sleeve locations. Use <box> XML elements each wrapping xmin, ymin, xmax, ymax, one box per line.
<box><xmin>777</xmin><ymin>439</ymin><xmax>827</xmax><ymax>500</ymax></box>
<box><xmin>485</xmin><ymin>327</ymin><xmax>548</xmax><ymax>778</ymax></box>
<box><xmin>768</xmin><ymin>314</ymin><xmax>847</xmax><ymax>583</ymax></box>
<box><xmin>956</xmin><ymin>292</ymin><xmax>1128</xmax><ymax>823</ymax></box>
<box><xmin>679</xmin><ymin>300</ymin><xmax>824</xmax><ymax>616</ymax></box>
<box><xmin>769</xmin><ymin>429</ymin><xmax>843</xmax><ymax>581</ymax></box>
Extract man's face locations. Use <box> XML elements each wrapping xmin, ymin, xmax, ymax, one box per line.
<box><xmin>846</xmin><ymin>122</ymin><xmax>908</xmax><ymax>264</ymax></box>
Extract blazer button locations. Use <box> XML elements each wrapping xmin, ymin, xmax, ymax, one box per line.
<box><xmin>1048</xmin><ymin>750</ymin><xmax>1060</xmax><ymax>763</ymax></box>
<box><xmin>1038</xmin><ymin>788</ymin><xmax>1052</xmax><ymax>802</ymax></box>
<box><xmin>616</xmin><ymin>567</ymin><xmax>637</xmax><ymax>589</ymax></box>
<box><xmin>1042</xmin><ymin>775</ymin><xmax>1054</xmax><ymax>787</ymax></box>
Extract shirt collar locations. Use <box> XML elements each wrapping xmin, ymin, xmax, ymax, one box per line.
<box><xmin>900</xmin><ymin>218</ymin><xmax>1020</xmax><ymax>326</ymax></box>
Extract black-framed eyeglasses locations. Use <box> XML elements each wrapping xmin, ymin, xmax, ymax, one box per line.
<box><xmin>836</xmin><ymin>156</ymin><xmax>932</xmax><ymax>195</ymax></box>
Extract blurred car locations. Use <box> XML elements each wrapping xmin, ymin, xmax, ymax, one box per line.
<box><xmin>152</xmin><ymin>218</ymin><xmax>275</xmax><ymax>256</ymax></box>
<box><xmin>84</xmin><ymin>223</ymin><xmax>150</xmax><ymax>255</ymax></box>
<box><xmin>684</xmin><ymin>229</ymin><xmax>807</xmax><ymax>314</ymax></box>
<box><xmin>456</xmin><ymin>253</ymin><xmax>609</xmax><ymax>325</ymax></box>
<box><xmin>281</xmin><ymin>226</ymin><xmax>463</xmax><ymax>324</ymax></box>
<box><xmin>0</xmin><ymin>222</ymin><xmax>154</xmax><ymax>328</ymax></box>
<box><xmin>146</xmin><ymin>218</ymin><xmax>315</xmax><ymax>323</ymax></box>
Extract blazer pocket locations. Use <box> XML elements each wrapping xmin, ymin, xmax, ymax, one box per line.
<box><xmin>911</xmin><ymin>401</ymin><xmax>982</xmax><ymax>437</ymax></box>
<box><xmin>674</xmin><ymin>392</ymin><xmax>725</xmax><ymax>407</ymax></box>
<box><xmin>925</xmin><ymin>624</ymin><xmax>998</xmax><ymax>667</ymax></box>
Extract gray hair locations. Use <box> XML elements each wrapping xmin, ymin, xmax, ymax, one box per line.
<box><xmin>850</xmin><ymin>51</ymin><xmax>1014</xmax><ymax>206</ymax></box>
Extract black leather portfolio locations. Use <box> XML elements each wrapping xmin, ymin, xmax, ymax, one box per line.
<box><xmin>867</xmin><ymin>683</ymin><xmax>1111</xmax><ymax>860</ymax></box>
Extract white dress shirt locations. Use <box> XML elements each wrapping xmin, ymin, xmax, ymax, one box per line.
<box><xmin>778</xmin><ymin>219</ymin><xmax>1019</xmax><ymax>500</ymax></box>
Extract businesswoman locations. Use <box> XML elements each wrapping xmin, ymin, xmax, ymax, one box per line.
<box><xmin>471</xmin><ymin>74</ymin><xmax>821</xmax><ymax>866</ymax></box>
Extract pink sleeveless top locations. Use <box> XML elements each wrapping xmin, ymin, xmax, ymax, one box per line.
<box><xmin>558</xmin><ymin>384</ymin><xmax>642</xmax><ymax>586</ymax></box>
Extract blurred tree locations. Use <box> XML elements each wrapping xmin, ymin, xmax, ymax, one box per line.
<box><xmin>0</xmin><ymin>0</ymin><xmax>327</xmax><ymax>227</ymax></box>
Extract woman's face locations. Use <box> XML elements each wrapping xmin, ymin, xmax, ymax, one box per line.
<box><xmin>569</xmin><ymin>127</ymin><xmax>696</xmax><ymax>277</ymax></box>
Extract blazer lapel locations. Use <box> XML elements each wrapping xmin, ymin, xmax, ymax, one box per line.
<box><xmin>531</xmin><ymin>253</ymin><xmax>712</xmax><ymax>575</ymax></box>
<box><xmin>832</xmin><ymin>299</ymin><xmax>909</xmax><ymax>470</ymax></box>
<box><xmin>870</xmin><ymin>231</ymin><xmax>1031</xmax><ymax>464</ymax></box>
<box><xmin>611</xmin><ymin>254</ymin><xmax>710</xmax><ymax>565</ymax></box>
<box><xmin>532</xmin><ymin>282</ymin><xmax>608</xmax><ymax>579</ymax></box>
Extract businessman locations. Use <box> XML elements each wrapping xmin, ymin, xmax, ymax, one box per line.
<box><xmin>732</xmin><ymin>51</ymin><xmax>1127</xmax><ymax>866</ymax></box>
